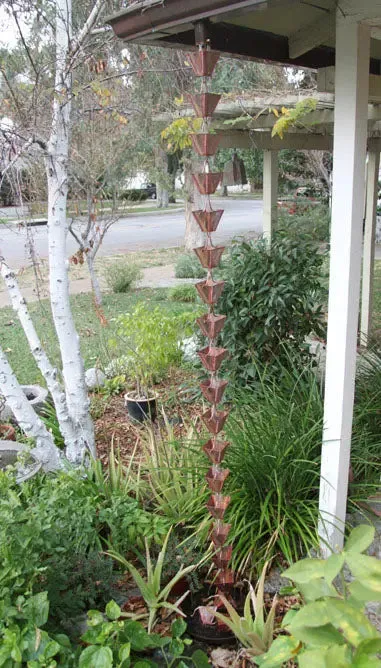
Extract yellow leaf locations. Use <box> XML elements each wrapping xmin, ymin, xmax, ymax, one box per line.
<box><xmin>272</xmin><ymin>108</ymin><xmax>279</xmax><ymax>118</ymax></box>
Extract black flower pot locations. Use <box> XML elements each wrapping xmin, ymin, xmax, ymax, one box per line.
<box><xmin>124</xmin><ymin>392</ymin><xmax>157</xmax><ymax>423</ymax></box>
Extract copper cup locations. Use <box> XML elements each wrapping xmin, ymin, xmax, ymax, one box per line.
<box><xmin>206</xmin><ymin>466</ymin><xmax>230</xmax><ymax>492</ymax></box>
<box><xmin>198</xmin><ymin>347</ymin><xmax>227</xmax><ymax>373</ymax></box>
<box><xmin>193</xmin><ymin>209</ymin><xmax>224</xmax><ymax>234</ymax></box>
<box><xmin>196</xmin><ymin>313</ymin><xmax>226</xmax><ymax>338</ymax></box>
<box><xmin>202</xmin><ymin>408</ymin><xmax>229</xmax><ymax>434</ymax></box>
<box><xmin>203</xmin><ymin>437</ymin><xmax>229</xmax><ymax>464</ymax></box>
<box><xmin>211</xmin><ymin>522</ymin><xmax>231</xmax><ymax>547</ymax></box>
<box><xmin>187</xmin><ymin>92</ymin><xmax>221</xmax><ymax>118</ymax></box>
<box><xmin>195</xmin><ymin>279</ymin><xmax>225</xmax><ymax>305</ymax></box>
<box><xmin>187</xmin><ymin>50</ymin><xmax>220</xmax><ymax>77</ymax></box>
<box><xmin>192</xmin><ymin>173</ymin><xmax>222</xmax><ymax>195</ymax></box>
<box><xmin>207</xmin><ymin>495</ymin><xmax>231</xmax><ymax>520</ymax></box>
<box><xmin>191</xmin><ymin>134</ymin><xmax>221</xmax><ymax>157</ymax></box>
<box><xmin>200</xmin><ymin>378</ymin><xmax>228</xmax><ymax>404</ymax></box>
<box><xmin>194</xmin><ymin>245</ymin><xmax>225</xmax><ymax>269</ymax></box>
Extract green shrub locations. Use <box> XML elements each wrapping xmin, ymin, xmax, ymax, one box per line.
<box><xmin>115</xmin><ymin>303</ymin><xmax>198</xmax><ymax>391</ymax></box>
<box><xmin>219</xmin><ymin>235</ymin><xmax>326</xmax><ymax>385</ymax></box>
<box><xmin>278</xmin><ymin>202</ymin><xmax>331</xmax><ymax>243</ymax></box>
<box><xmin>104</xmin><ymin>260</ymin><xmax>142</xmax><ymax>293</ymax></box>
<box><xmin>175</xmin><ymin>253</ymin><xmax>206</xmax><ymax>279</ymax></box>
<box><xmin>169</xmin><ymin>284</ymin><xmax>197</xmax><ymax>302</ymax></box>
<box><xmin>0</xmin><ymin>468</ymin><xmax>168</xmax><ymax>627</ymax></box>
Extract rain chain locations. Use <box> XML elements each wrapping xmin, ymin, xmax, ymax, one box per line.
<box><xmin>188</xmin><ymin>44</ymin><xmax>234</xmax><ymax>619</ymax></box>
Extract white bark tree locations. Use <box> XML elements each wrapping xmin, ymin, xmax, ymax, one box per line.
<box><xmin>0</xmin><ymin>0</ymin><xmax>106</xmax><ymax>467</ymax></box>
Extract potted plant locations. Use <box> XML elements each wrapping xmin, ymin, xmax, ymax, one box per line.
<box><xmin>116</xmin><ymin>304</ymin><xmax>196</xmax><ymax>423</ymax></box>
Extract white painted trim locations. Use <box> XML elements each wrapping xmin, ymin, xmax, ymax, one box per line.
<box><xmin>262</xmin><ymin>150</ymin><xmax>278</xmax><ymax>245</ymax></box>
<box><xmin>288</xmin><ymin>10</ymin><xmax>335</xmax><ymax>59</ymax></box>
<box><xmin>360</xmin><ymin>150</ymin><xmax>380</xmax><ymax>345</ymax></box>
<box><xmin>319</xmin><ymin>19</ymin><xmax>371</xmax><ymax>556</ymax></box>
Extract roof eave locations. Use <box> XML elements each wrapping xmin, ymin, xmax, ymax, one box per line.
<box><xmin>106</xmin><ymin>0</ymin><xmax>266</xmax><ymax>41</ymax></box>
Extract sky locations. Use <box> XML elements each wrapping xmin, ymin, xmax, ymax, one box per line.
<box><xmin>0</xmin><ymin>7</ymin><xmax>30</xmax><ymax>48</ymax></box>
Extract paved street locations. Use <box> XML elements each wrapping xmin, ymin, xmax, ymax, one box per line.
<box><xmin>0</xmin><ymin>198</ymin><xmax>263</xmax><ymax>269</ymax></box>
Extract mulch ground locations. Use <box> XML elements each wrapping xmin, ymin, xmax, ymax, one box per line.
<box><xmin>94</xmin><ymin>368</ymin><xmax>203</xmax><ymax>467</ymax></box>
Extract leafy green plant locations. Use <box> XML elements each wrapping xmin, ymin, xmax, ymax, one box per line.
<box><xmin>115</xmin><ymin>303</ymin><xmax>198</xmax><ymax>395</ymax></box>
<box><xmin>0</xmin><ymin>591</ymin><xmax>75</xmax><ymax>666</ymax></box>
<box><xmin>101</xmin><ymin>374</ymin><xmax>126</xmax><ymax>397</ymax></box>
<box><xmin>219</xmin><ymin>235</ymin><xmax>326</xmax><ymax>385</ymax></box>
<box><xmin>108</xmin><ymin>528</ymin><xmax>201</xmax><ymax>632</ymax></box>
<box><xmin>79</xmin><ymin>605</ymin><xmax>209</xmax><ymax>668</ymax></box>
<box><xmin>210</xmin><ymin>562</ymin><xmax>278</xmax><ymax>658</ymax></box>
<box><xmin>104</xmin><ymin>261</ymin><xmax>143</xmax><ymax>293</ymax></box>
<box><xmin>256</xmin><ymin>525</ymin><xmax>381</xmax><ymax>668</ymax></box>
<box><xmin>169</xmin><ymin>284</ymin><xmax>198</xmax><ymax>302</ymax></box>
<box><xmin>175</xmin><ymin>253</ymin><xmax>206</xmax><ymax>279</ymax></box>
<box><xmin>40</xmin><ymin>401</ymin><xmax>65</xmax><ymax>449</ymax></box>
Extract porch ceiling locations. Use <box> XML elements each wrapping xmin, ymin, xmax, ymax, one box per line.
<box><xmin>107</xmin><ymin>0</ymin><xmax>381</xmax><ymax>72</ymax></box>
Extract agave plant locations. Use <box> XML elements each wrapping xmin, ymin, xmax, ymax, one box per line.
<box><xmin>108</xmin><ymin>527</ymin><xmax>203</xmax><ymax>632</ymax></box>
<box><xmin>209</xmin><ymin>562</ymin><xmax>278</xmax><ymax>657</ymax></box>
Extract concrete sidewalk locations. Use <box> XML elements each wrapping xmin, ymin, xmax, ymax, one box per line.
<box><xmin>0</xmin><ymin>263</ymin><xmax>195</xmax><ymax>309</ymax></box>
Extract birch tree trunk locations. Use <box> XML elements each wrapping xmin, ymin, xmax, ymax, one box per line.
<box><xmin>0</xmin><ymin>256</ymin><xmax>79</xmax><ymax>449</ymax></box>
<box><xmin>0</xmin><ymin>345</ymin><xmax>61</xmax><ymax>471</ymax></box>
<box><xmin>86</xmin><ymin>253</ymin><xmax>102</xmax><ymax>307</ymax></box>
<box><xmin>45</xmin><ymin>0</ymin><xmax>95</xmax><ymax>463</ymax></box>
<box><xmin>184</xmin><ymin>158</ymin><xmax>205</xmax><ymax>250</ymax></box>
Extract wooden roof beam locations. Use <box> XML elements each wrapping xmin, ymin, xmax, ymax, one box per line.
<box><xmin>160</xmin><ymin>22</ymin><xmax>381</xmax><ymax>73</ymax></box>
<box><xmin>288</xmin><ymin>8</ymin><xmax>335</xmax><ymax>59</ymax></box>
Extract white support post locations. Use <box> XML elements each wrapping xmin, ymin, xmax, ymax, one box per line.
<box><xmin>319</xmin><ymin>18</ymin><xmax>370</xmax><ymax>555</ymax></box>
<box><xmin>262</xmin><ymin>150</ymin><xmax>278</xmax><ymax>244</ymax></box>
<box><xmin>360</xmin><ymin>150</ymin><xmax>380</xmax><ymax>346</ymax></box>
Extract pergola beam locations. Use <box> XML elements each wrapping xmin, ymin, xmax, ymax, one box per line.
<box><xmin>318</xmin><ymin>66</ymin><xmax>381</xmax><ymax>102</ymax></box>
<box><xmin>288</xmin><ymin>9</ymin><xmax>335</xmax><ymax>59</ymax></box>
<box><xmin>218</xmin><ymin>131</ymin><xmax>334</xmax><ymax>150</ymax></box>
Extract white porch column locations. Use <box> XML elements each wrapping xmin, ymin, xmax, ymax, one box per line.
<box><xmin>360</xmin><ymin>150</ymin><xmax>380</xmax><ymax>346</ymax></box>
<box><xmin>262</xmin><ymin>150</ymin><xmax>278</xmax><ymax>244</ymax></box>
<box><xmin>319</xmin><ymin>18</ymin><xmax>370</xmax><ymax>555</ymax></box>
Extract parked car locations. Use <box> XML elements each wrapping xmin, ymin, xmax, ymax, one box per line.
<box><xmin>121</xmin><ymin>183</ymin><xmax>157</xmax><ymax>201</ymax></box>
<box><xmin>141</xmin><ymin>183</ymin><xmax>157</xmax><ymax>199</ymax></box>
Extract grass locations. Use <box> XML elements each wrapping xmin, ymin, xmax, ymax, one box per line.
<box><xmin>0</xmin><ymin>289</ymin><xmax>199</xmax><ymax>385</ymax></box>
<box><xmin>3</xmin><ymin>247</ymin><xmax>184</xmax><ymax>291</ymax></box>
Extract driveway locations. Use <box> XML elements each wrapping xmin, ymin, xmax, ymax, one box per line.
<box><xmin>0</xmin><ymin>198</ymin><xmax>263</xmax><ymax>269</ymax></box>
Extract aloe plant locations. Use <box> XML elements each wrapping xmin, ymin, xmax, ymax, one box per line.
<box><xmin>210</xmin><ymin>562</ymin><xmax>278</xmax><ymax>657</ymax></box>
<box><xmin>108</xmin><ymin>527</ymin><xmax>200</xmax><ymax>632</ymax></box>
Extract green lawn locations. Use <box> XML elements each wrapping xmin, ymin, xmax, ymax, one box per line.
<box><xmin>0</xmin><ymin>289</ymin><xmax>197</xmax><ymax>385</ymax></box>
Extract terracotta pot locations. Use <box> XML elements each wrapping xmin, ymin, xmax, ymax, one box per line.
<box><xmin>0</xmin><ymin>424</ymin><xmax>16</xmax><ymax>441</ymax></box>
